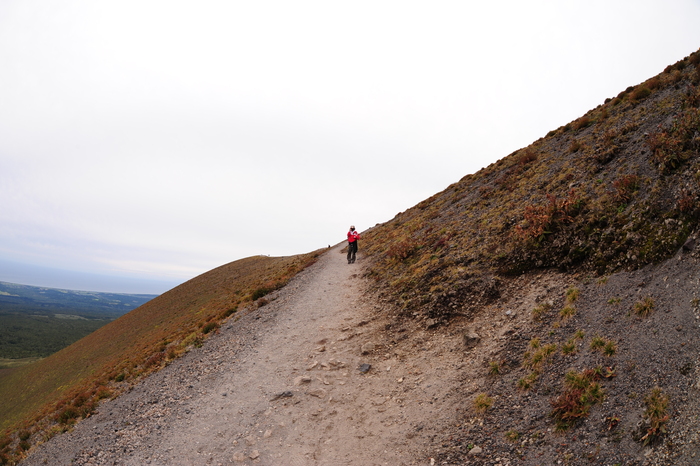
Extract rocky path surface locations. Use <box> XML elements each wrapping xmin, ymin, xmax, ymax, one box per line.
<box><xmin>22</xmin><ymin>246</ymin><xmax>466</xmax><ymax>466</ymax></box>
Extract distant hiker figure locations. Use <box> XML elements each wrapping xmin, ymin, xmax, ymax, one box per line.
<box><xmin>347</xmin><ymin>225</ymin><xmax>360</xmax><ymax>264</ymax></box>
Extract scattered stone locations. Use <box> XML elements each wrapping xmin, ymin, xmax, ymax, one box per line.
<box><xmin>682</xmin><ymin>237</ymin><xmax>696</xmax><ymax>251</ymax></box>
<box><xmin>293</xmin><ymin>376</ymin><xmax>312</xmax><ymax>386</ymax></box>
<box><xmin>359</xmin><ymin>363</ymin><xmax>371</xmax><ymax>374</ymax></box>
<box><xmin>329</xmin><ymin>358</ymin><xmax>346</xmax><ymax>369</ymax></box>
<box><xmin>245</xmin><ymin>435</ymin><xmax>256</xmax><ymax>446</ymax></box>
<box><xmin>468</xmin><ymin>446</ymin><xmax>483</xmax><ymax>455</ymax></box>
<box><xmin>306</xmin><ymin>361</ymin><xmax>318</xmax><ymax>371</ymax></box>
<box><xmin>463</xmin><ymin>329</ymin><xmax>481</xmax><ymax>349</ymax></box>
<box><xmin>270</xmin><ymin>391</ymin><xmax>294</xmax><ymax>401</ymax></box>
<box><xmin>425</xmin><ymin>318</ymin><xmax>438</xmax><ymax>328</ymax></box>
<box><xmin>249</xmin><ymin>450</ymin><xmax>260</xmax><ymax>460</ymax></box>
<box><xmin>315</xmin><ymin>345</ymin><xmax>326</xmax><ymax>352</ymax></box>
<box><xmin>307</xmin><ymin>388</ymin><xmax>327</xmax><ymax>398</ymax></box>
<box><xmin>361</xmin><ymin>342</ymin><xmax>375</xmax><ymax>354</ymax></box>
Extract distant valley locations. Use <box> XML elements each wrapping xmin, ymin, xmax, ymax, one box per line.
<box><xmin>0</xmin><ymin>281</ymin><xmax>157</xmax><ymax>365</ymax></box>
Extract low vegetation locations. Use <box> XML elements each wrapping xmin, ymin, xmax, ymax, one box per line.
<box><xmin>363</xmin><ymin>48</ymin><xmax>700</xmax><ymax>326</ymax></box>
<box><xmin>639</xmin><ymin>387</ymin><xmax>670</xmax><ymax>445</ymax></box>
<box><xmin>551</xmin><ymin>368</ymin><xmax>606</xmax><ymax>430</ymax></box>
<box><xmin>633</xmin><ymin>295</ymin><xmax>656</xmax><ymax>317</ymax></box>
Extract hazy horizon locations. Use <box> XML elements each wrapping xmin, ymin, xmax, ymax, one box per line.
<box><xmin>0</xmin><ymin>259</ymin><xmax>179</xmax><ymax>294</ymax></box>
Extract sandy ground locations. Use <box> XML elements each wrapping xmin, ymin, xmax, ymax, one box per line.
<box><xmin>21</xmin><ymin>245</ymin><xmax>469</xmax><ymax>466</ymax></box>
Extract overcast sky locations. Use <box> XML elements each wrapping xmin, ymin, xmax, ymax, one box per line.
<box><xmin>1</xmin><ymin>1</ymin><xmax>699</xmax><ymax>293</ymax></box>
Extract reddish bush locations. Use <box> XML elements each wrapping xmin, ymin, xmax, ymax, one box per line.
<box><xmin>387</xmin><ymin>240</ymin><xmax>418</xmax><ymax>261</ymax></box>
<box><xmin>514</xmin><ymin>190</ymin><xmax>582</xmax><ymax>243</ymax></box>
<box><xmin>678</xmin><ymin>192</ymin><xmax>695</xmax><ymax>213</ymax></box>
<box><xmin>518</xmin><ymin>149</ymin><xmax>538</xmax><ymax>165</ymax></box>
<box><xmin>612</xmin><ymin>175</ymin><xmax>640</xmax><ymax>203</ymax></box>
<box><xmin>647</xmin><ymin>109</ymin><xmax>700</xmax><ymax>171</ymax></box>
<box><xmin>144</xmin><ymin>351</ymin><xmax>165</xmax><ymax>368</ymax></box>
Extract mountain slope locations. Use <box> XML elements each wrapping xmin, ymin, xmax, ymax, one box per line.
<box><xmin>0</xmin><ymin>252</ymin><xmax>321</xmax><ymax>462</ymax></box>
<box><xmin>5</xmin><ymin>48</ymin><xmax>700</xmax><ymax>465</ymax></box>
<box><xmin>363</xmin><ymin>48</ymin><xmax>700</xmax><ymax>325</ymax></box>
<box><xmin>351</xmin><ymin>48</ymin><xmax>700</xmax><ymax>464</ymax></box>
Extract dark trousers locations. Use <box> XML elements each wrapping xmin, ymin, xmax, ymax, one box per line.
<box><xmin>347</xmin><ymin>241</ymin><xmax>358</xmax><ymax>263</ymax></box>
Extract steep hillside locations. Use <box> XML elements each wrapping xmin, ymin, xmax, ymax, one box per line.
<box><xmin>355</xmin><ymin>49</ymin><xmax>700</xmax><ymax>464</ymax></box>
<box><xmin>363</xmin><ymin>48</ymin><xmax>700</xmax><ymax>326</ymax></box>
<box><xmin>0</xmin><ymin>251</ymin><xmax>321</xmax><ymax>463</ymax></box>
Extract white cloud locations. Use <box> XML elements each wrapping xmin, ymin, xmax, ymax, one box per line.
<box><xmin>1</xmin><ymin>0</ymin><xmax>699</xmax><ymax>291</ymax></box>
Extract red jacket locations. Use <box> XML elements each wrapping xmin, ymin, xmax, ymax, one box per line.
<box><xmin>348</xmin><ymin>230</ymin><xmax>360</xmax><ymax>243</ymax></box>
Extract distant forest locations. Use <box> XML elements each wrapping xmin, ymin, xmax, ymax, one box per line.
<box><xmin>0</xmin><ymin>281</ymin><xmax>156</xmax><ymax>362</ymax></box>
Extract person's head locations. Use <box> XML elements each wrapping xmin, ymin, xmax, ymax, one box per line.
<box><xmin>350</xmin><ymin>225</ymin><xmax>355</xmax><ymax>231</ymax></box>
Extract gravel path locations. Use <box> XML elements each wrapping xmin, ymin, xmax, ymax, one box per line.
<box><xmin>22</xmin><ymin>246</ymin><xmax>454</xmax><ymax>466</ymax></box>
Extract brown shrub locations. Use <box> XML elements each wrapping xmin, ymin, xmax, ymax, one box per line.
<box><xmin>144</xmin><ymin>351</ymin><xmax>165</xmax><ymax>368</ymax></box>
<box><xmin>573</xmin><ymin>116</ymin><xmax>592</xmax><ymax>130</ymax></box>
<box><xmin>387</xmin><ymin>240</ymin><xmax>418</xmax><ymax>262</ymax></box>
<box><xmin>648</xmin><ymin>108</ymin><xmax>700</xmax><ymax>171</ymax></box>
<box><xmin>678</xmin><ymin>191</ymin><xmax>695</xmax><ymax>213</ymax></box>
<box><xmin>514</xmin><ymin>190</ymin><xmax>582</xmax><ymax>243</ymax></box>
<box><xmin>518</xmin><ymin>148</ymin><xmax>538</xmax><ymax>165</ymax></box>
<box><xmin>612</xmin><ymin>175</ymin><xmax>640</xmax><ymax>203</ymax></box>
<box><xmin>630</xmin><ymin>86</ymin><xmax>652</xmax><ymax>101</ymax></box>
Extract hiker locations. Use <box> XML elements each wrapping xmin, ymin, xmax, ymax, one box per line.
<box><xmin>347</xmin><ymin>225</ymin><xmax>360</xmax><ymax>264</ymax></box>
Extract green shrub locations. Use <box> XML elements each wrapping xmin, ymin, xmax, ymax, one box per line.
<box><xmin>251</xmin><ymin>287</ymin><xmax>272</xmax><ymax>301</ymax></box>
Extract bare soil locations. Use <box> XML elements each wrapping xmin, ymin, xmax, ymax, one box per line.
<box><xmin>21</xmin><ymin>246</ymin><xmax>466</xmax><ymax>465</ymax></box>
<box><xmin>20</xmin><ymin>240</ymin><xmax>700</xmax><ymax>466</ymax></box>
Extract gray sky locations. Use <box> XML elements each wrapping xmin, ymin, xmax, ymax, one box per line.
<box><xmin>1</xmin><ymin>1</ymin><xmax>699</xmax><ymax>293</ymax></box>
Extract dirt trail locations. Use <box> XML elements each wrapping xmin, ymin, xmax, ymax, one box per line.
<box><xmin>22</xmin><ymin>246</ymin><xmax>466</xmax><ymax>466</ymax></box>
